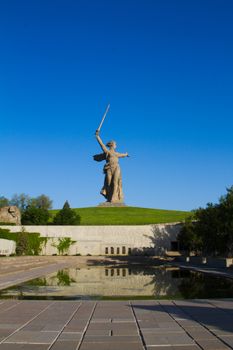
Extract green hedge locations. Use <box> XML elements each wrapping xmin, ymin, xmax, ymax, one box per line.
<box><xmin>0</xmin><ymin>222</ymin><xmax>16</xmax><ymax>226</ymax></box>
<box><xmin>0</xmin><ymin>228</ymin><xmax>46</xmax><ymax>255</ymax></box>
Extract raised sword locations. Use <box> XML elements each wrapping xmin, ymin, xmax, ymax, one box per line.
<box><xmin>96</xmin><ymin>104</ymin><xmax>110</xmax><ymax>133</ymax></box>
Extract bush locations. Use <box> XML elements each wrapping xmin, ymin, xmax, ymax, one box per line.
<box><xmin>0</xmin><ymin>228</ymin><xmax>45</xmax><ymax>255</ymax></box>
<box><xmin>0</xmin><ymin>222</ymin><xmax>16</xmax><ymax>226</ymax></box>
<box><xmin>52</xmin><ymin>237</ymin><xmax>76</xmax><ymax>255</ymax></box>
<box><xmin>0</xmin><ymin>228</ymin><xmax>16</xmax><ymax>241</ymax></box>
<box><xmin>53</xmin><ymin>201</ymin><xmax>81</xmax><ymax>225</ymax></box>
<box><xmin>22</xmin><ymin>206</ymin><xmax>50</xmax><ymax>225</ymax></box>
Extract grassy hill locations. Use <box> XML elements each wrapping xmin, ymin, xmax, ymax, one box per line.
<box><xmin>50</xmin><ymin>206</ymin><xmax>190</xmax><ymax>225</ymax></box>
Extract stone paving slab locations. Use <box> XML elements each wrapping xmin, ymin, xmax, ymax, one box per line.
<box><xmin>0</xmin><ymin>345</ymin><xmax>48</xmax><ymax>350</ymax></box>
<box><xmin>57</xmin><ymin>332</ymin><xmax>82</xmax><ymax>341</ymax></box>
<box><xmin>6</xmin><ymin>330</ymin><xmax>59</xmax><ymax>343</ymax></box>
<box><xmin>146</xmin><ymin>346</ymin><xmax>201</xmax><ymax>350</ymax></box>
<box><xmin>186</xmin><ymin>328</ymin><xmax>217</xmax><ymax>340</ymax></box>
<box><xmin>141</xmin><ymin>328</ymin><xmax>184</xmax><ymax>334</ymax></box>
<box><xmin>79</xmin><ymin>343</ymin><xmax>144</xmax><ymax>350</ymax></box>
<box><xmin>143</xmin><ymin>332</ymin><xmax>195</xmax><ymax>346</ymax></box>
<box><xmin>50</xmin><ymin>341</ymin><xmax>78</xmax><ymax>350</ymax></box>
<box><xmin>0</xmin><ymin>300</ymin><xmax>233</xmax><ymax>349</ymax></box>
<box><xmin>221</xmin><ymin>336</ymin><xmax>233</xmax><ymax>348</ymax></box>
<box><xmin>84</xmin><ymin>329</ymin><xmax>111</xmax><ymax>336</ymax></box>
<box><xmin>195</xmin><ymin>338</ymin><xmax>231</xmax><ymax>349</ymax></box>
<box><xmin>83</xmin><ymin>335</ymin><xmax>140</xmax><ymax>342</ymax></box>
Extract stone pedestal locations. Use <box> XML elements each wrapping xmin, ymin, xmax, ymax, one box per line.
<box><xmin>98</xmin><ymin>202</ymin><xmax>127</xmax><ymax>207</ymax></box>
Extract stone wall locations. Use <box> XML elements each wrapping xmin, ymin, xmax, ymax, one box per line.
<box><xmin>0</xmin><ymin>223</ymin><xmax>181</xmax><ymax>256</ymax></box>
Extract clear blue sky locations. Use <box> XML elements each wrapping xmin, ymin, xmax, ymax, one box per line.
<box><xmin>1</xmin><ymin>0</ymin><xmax>233</xmax><ymax>210</ymax></box>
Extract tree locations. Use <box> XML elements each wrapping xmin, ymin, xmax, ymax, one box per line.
<box><xmin>219</xmin><ymin>186</ymin><xmax>233</xmax><ymax>256</ymax></box>
<box><xmin>177</xmin><ymin>217</ymin><xmax>202</xmax><ymax>254</ymax></box>
<box><xmin>10</xmin><ymin>193</ymin><xmax>52</xmax><ymax>212</ymax></box>
<box><xmin>0</xmin><ymin>196</ymin><xmax>9</xmax><ymax>208</ymax></box>
<box><xmin>10</xmin><ymin>193</ymin><xmax>31</xmax><ymax>211</ymax></box>
<box><xmin>21</xmin><ymin>206</ymin><xmax>50</xmax><ymax>225</ymax></box>
<box><xmin>177</xmin><ymin>186</ymin><xmax>233</xmax><ymax>257</ymax></box>
<box><xmin>194</xmin><ymin>203</ymin><xmax>224</xmax><ymax>255</ymax></box>
<box><xmin>30</xmin><ymin>194</ymin><xmax>53</xmax><ymax>210</ymax></box>
<box><xmin>53</xmin><ymin>201</ymin><xmax>81</xmax><ymax>225</ymax></box>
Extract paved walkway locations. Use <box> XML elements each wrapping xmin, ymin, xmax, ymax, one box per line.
<box><xmin>0</xmin><ymin>299</ymin><xmax>233</xmax><ymax>349</ymax></box>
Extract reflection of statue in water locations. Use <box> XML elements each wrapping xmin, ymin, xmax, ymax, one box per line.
<box><xmin>94</xmin><ymin>129</ymin><xmax>129</xmax><ymax>203</ymax></box>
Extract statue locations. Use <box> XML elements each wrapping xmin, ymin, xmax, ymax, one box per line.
<box><xmin>93</xmin><ymin>105</ymin><xmax>129</xmax><ymax>204</ymax></box>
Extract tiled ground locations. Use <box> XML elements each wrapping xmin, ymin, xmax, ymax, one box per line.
<box><xmin>0</xmin><ymin>299</ymin><xmax>233</xmax><ymax>349</ymax></box>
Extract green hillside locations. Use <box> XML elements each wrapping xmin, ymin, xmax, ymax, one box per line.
<box><xmin>50</xmin><ymin>207</ymin><xmax>190</xmax><ymax>225</ymax></box>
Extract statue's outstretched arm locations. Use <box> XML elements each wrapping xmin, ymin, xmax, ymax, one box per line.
<box><xmin>95</xmin><ymin>132</ymin><xmax>108</xmax><ymax>154</ymax></box>
<box><xmin>117</xmin><ymin>152</ymin><xmax>129</xmax><ymax>158</ymax></box>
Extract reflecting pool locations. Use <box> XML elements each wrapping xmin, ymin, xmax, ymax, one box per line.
<box><xmin>1</xmin><ymin>265</ymin><xmax>233</xmax><ymax>300</ymax></box>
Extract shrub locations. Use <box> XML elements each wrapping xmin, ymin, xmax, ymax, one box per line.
<box><xmin>0</xmin><ymin>222</ymin><xmax>16</xmax><ymax>226</ymax></box>
<box><xmin>22</xmin><ymin>206</ymin><xmax>50</xmax><ymax>225</ymax></box>
<box><xmin>16</xmin><ymin>229</ymin><xmax>29</xmax><ymax>255</ymax></box>
<box><xmin>52</xmin><ymin>237</ymin><xmax>76</xmax><ymax>255</ymax></box>
<box><xmin>53</xmin><ymin>201</ymin><xmax>81</xmax><ymax>225</ymax></box>
<box><xmin>0</xmin><ymin>228</ymin><xmax>45</xmax><ymax>255</ymax></box>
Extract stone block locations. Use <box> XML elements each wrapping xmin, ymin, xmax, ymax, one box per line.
<box><xmin>196</xmin><ymin>339</ymin><xmax>230</xmax><ymax>349</ymax></box>
<box><xmin>0</xmin><ymin>345</ymin><xmax>48</xmax><ymax>350</ymax></box>
<box><xmin>6</xmin><ymin>331</ymin><xmax>59</xmax><ymax>343</ymax></box>
<box><xmin>50</xmin><ymin>340</ymin><xmax>79</xmax><ymax>350</ymax></box>
<box><xmin>80</xmin><ymin>343</ymin><xmax>144</xmax><ymax>350</ymax></box>
<box><xmin>143</xmin><ymin>332</ymin><xmax>195</xmax><ymax>346</ymax></box>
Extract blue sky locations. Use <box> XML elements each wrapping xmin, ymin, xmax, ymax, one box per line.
<box><xmin>0</xmin><ymin>0</ymin><xmax>233</xmax><ymax>210</ymax></box>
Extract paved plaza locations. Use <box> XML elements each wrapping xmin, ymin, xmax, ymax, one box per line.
<box><xmin>0</xmin><ymin>299</ymin><xmax>233</xmax><ymax>349</ymax></box>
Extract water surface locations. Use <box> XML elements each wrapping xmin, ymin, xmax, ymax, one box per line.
<box><xmin>1</xmin><ymin>265</ymin><xmax>233</xmax><ymax>300</ymax></box>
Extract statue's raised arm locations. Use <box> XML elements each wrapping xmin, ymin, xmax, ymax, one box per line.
<box><xmin>95</xmin><ymin>130</ymin><xmax>109</xmax><ymax>154</ymax></box>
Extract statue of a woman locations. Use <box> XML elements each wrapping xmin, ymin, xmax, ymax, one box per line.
<box><xmin>93</xmin><ymin>130</ymin><xmax>129</xmax><ymax>203</ymax></box>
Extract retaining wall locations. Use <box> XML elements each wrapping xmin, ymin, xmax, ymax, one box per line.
<box><xmin>0</xmin><ymin>223</ymin><xmax>182</xmax><ymax>256</ymax></box>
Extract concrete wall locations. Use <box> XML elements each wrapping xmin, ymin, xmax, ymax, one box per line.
<box><xmin>0</xmin><ymin>223</ymin><xmax>182</xmax><ymax>256</ymax></box>
<box><xmin>0</xmin><ymin>239</ymin><xmax>16</xmax><ymax>256</ymax></box>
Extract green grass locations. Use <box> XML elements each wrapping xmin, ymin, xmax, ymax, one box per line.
<box><xmin>50</xmin><ymin>207</ymin><xmax>190</xmax><ymax>225</ymax></box>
